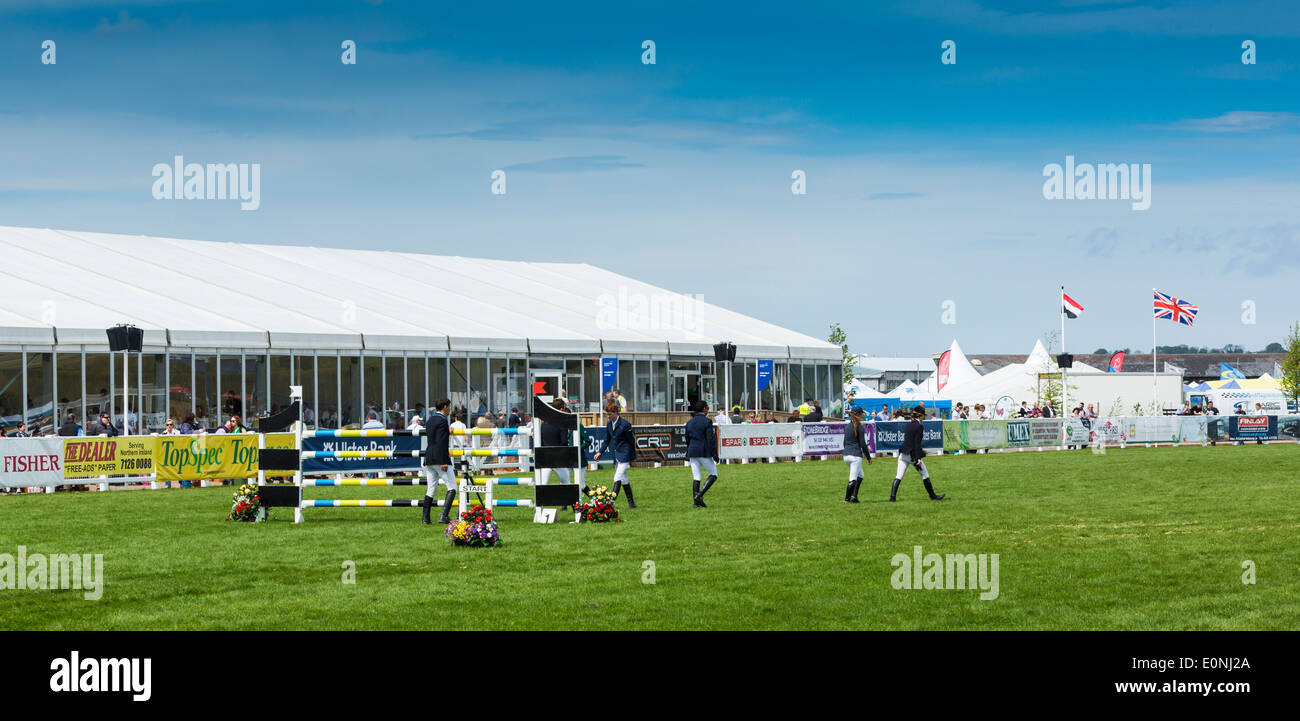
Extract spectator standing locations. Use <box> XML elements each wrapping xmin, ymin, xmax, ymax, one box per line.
<box><xmin>58</xmin><ymin>413</ymin><xmax>83</xmax><ymax>437</ymax></box>
<box><xmin>93</xmin><ymin>412</ymin><xmax>119</xmax><ymax>437</ymax></box>
<box><xmin>804</xmin><ymin>402</ymin><xmax>824</xmax><ymax>423</ymax></box>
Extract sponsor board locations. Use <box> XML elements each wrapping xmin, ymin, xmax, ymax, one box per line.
<box><xmin>156</xmin><ymin>432</ymin><xmax>296</xmax><ymax>481</ymax></box>
<box><xmin>63</xmin><ymin>436</ymin><xmax>155</xmax><ymax>479</ymax></box>
<box><xmin>632</xmin><ymin>425</ymin><xmax>687</xmax><ymax>463</ymax></box>
<box><xmin>942</xmin><ymin>420</ymin><xmax>1007</xmax><ymax>451</ymax></box>
<box><xmin>718</xmin><ymin>423</ymin><xmax>800</xmax><ymax>459</ymax></box>
<box><xmin>873</xmin><ymin>421</ymin><xmax>943</xmax><ymax>453</ymax></box>
<box><xmin>1229</xmin><ymin>415</ymin><xmax>1277</xmax><ymax>441</ymax></box>
<box><xmin>0</xmin><ymin>437</ymin><xmax>64</xmax><ymax>487</ymax></box>
<box><xmin>301</xmin><ymin>433</ymin><xmax>420</xmax><ymax>474</ymax></box>
<box><xmin>799</xmin><ymin>422</ymin><xmax>867</xmax><ymax>456</ymax></box>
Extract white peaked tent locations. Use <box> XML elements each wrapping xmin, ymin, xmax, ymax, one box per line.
<box><xmin>936</xmin><ymin>339</ymin><xmax>1056</xmax><ymax>405</ymax></box>
<box><xmin>921</xmin><ymin>339</ymin><xmax>982</xmax><ymax>394</ymax></box>
<box><xmin>846</xmin><ymin>379</ymin><xmax>888</xmax><ymax>398</ymax></box>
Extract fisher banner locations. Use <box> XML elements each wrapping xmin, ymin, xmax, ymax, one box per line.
<box><xmin>942</xmin><ymin>420</ymin><xmax>1007</xmax><ymax>451</ymax></box>
<box><xmin>718</xmin><ymin>423</ymin><xmax>800</xmax><ymax>459</ymax></box>
<box><xmin>0</xmin><ymin>437</ymin><xmax>64</xmax><ymax>488</ymax></box>
<box><xmin>156</xmin><ymin>433</ymin><xmax>296</xmax><ymax>481</ymax></box>
<box><xmin>63</xmin><ymin>436</ymin><xmax>156</xmax><ymax>479</ymax></box>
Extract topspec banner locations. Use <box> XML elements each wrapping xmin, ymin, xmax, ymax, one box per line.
<box><xmin>718</xmin><ymin>423</ymin><xmax>800</xmax><ymax>459</ymax></box>
<box><xmin>943</xmin><ymin>420</ymin><xmax>1008</xmax><ymax>451</ymax></box>
<box><xmin>873</xmin><ymin>421</ymin><xmax>943</xmax><ymax>453</ymax></box>
<box><xmin>631</xmin><ymin>424</ymin><xmax>688</xmax><ymax>463</ymax></box>
<box><xmin>156</xmin><ymin>432</ymin><xmax>296</xmax><ymax>481</ymax></box>
<box><xmin>1230</xmin><ymin>415</ymin><xmax>1277</xmax><ymax>441</ymax></box>
<box><xmin>300</xmin><ymin>433</ymin><xmax>421</xmax><ymax>474</ymax></box>
<box><xmin>0</xmin><ymin>437</ymin><xmax>64</xmax><ymax>488</ymax></box>
<box><xmin>63</xmin><ymin>436</ymin><xmax>156</xmax><ymax>479</ymax></box>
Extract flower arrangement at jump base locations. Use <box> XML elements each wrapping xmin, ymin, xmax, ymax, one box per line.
<box><xmin>226</xmin><ymin>483</ymin><xmax>261</xmax><ymax>522</ymax></box>
<box><xmin>573</xmin><ymin>486</ymin><xmax>621</xmax><ymax>523</ymax></box>
<box><xmin>445</xmin><ymin>503</ymin><xmax>502</xmax><ymax>547</ymax></box>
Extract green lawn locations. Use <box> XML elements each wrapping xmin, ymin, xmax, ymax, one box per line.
<box><xmin>1</xmin><ymin>444</ymin><xmax>1296</xmax><ymax>630</ymax></box>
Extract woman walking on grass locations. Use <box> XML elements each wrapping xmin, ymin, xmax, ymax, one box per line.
<box><xmin>842</xmin><ymin>406</ymin><xmax>872</xmax><ymax>503</ymax></box>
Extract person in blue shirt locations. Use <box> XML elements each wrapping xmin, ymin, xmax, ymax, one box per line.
<box><xmin>594</xmin><ymin>402</ymin><xmax>636</xmax><ymax>508</ymax></box>
<box><xmin>684</xmin><ymin>400</ymin><xmax>719</xmax><ymax>508</ymax></box>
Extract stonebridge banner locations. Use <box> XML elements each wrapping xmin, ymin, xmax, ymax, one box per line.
<box><xmin>155</xmin><ymin>432</ymin><xmax>295</xmax><ymax>481</ymax></box>
<box><xmin>62</xmin><ymin>436</ymin><xmax>156</xmax><ymax>479</ymax></box>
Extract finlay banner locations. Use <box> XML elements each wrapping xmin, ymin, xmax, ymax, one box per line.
<box><xmin>0</xmin><ymin>437</ymin><xmax>64</xmax><ymax>488</ymax></box>
<box><xmin>156</xmin><ymin>432</ymin><xmax>296</xmax><ymax>481</ymax></box>
<box><xmin>718</xmin><ymin>423</ymin><xmax>800</xmax><ymax>459</ymax></box>
<box><xmin>1230</xmin><ymin>415</ymin><xmax>1277</xmax><ymax>441</ymax></box>
<box><xmin>63</xmin><ymin>436</ymin><xmax>156</xmax><ymax>479</ymax></box>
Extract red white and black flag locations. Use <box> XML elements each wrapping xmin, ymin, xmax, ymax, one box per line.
<box><xmin>1062</xmin><ymin>290</ymin><xmax>1084</xmax><ymax>319</ymax></box>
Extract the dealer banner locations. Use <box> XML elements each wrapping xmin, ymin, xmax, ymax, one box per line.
<box><xmin>62</xmin><ymin>436</ymin><xmax>156</xmax><ymax>479</ymax></box>
<box><xmin>718</xmin><ymin>423</ymin><xmax>800</xmax><ymax>459</ymax></box>
<box><xmin>0</xmin><ymin>437</ymin><xmax>64</xmax><ymax>488</ymax></box>
<box><xmin>155</xmin><ymin>432</ymin><xmax>296</xmax><ymax>481</ymax></box>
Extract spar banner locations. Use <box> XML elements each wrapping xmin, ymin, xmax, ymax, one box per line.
<box><xmin>718</xmin><ymin>423</ymin><xmax>800</xmax><ymax>459</ymax></box>
<box><xmin>0</xmin><ymin>437</ymin><xmax>64</xmax><ymax>488</ymax></box>
<box><xmin>942</xmin><ymin>420</ymin><xmax>1007</xmax><ymax>451</ymax></box>
<box><xmin>156</xmin><ymin>432</ymin><xmax>296</xmax><ymax>481</ymax></box>
<box><xmin>62</xmin><ymin>436</ymin><xmax>156</xmax><ymax>479</ymax></box>
<box><xmin>300</xmin><ymin>433</ymin><xmax>420</xmax><ymax>474</ymax></box>
<box><xmin>631</xmin><ymin>424</ymin><xmax>688</xmax><ymax>463</ymax></box>
<box><xmin>800</xmin><ymin>422</ymin><xmax>873</xmax><ymax>456</ymax></box>
<box><xmin>873</xmin><ymin>421</ymin><xmax>943</xmax><ymax>453</ymax></box>
<box><xmin>1230</xmin><ymin>415</ymin><xmax>1277</xmax><ymax>441</ymax></box>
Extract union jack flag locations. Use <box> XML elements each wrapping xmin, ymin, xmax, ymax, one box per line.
<box><xmin>1153</xmin><ymin>290</ymin><xmax>1198</xmax><ymax>326</ymax></box>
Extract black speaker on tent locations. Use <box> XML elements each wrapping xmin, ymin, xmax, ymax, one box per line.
<box><xmin>713</xmin><ymin>342</ymin><xmax>736</xmax><ymax>363</ymax></box>
<box><xmin>1056</xmin><ymin>353</ymin><xmax>1074</xmax><ymax>369</ymax></box>
<box><xmin>106</xmin><ymin>324</ymin><xmax>143</xmax><ymax>352</ymax></box>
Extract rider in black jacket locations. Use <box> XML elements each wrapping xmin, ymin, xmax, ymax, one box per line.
<box><xmin>892</xmin><ymin>408</ymin><xmax>944</xmax><ymax>502</ymax></box>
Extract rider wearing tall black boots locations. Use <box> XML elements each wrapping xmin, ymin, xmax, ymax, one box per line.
<box><xmin>841</xmin><ymin>405</ymin><xmax>872</xmax><ymax>503</ymax></box>
<box><xmin>891</xmin><ymin>407</ymin><xmax>945</xmax><ymax>502</ymax></box>
<box><xmin>684</xmin><ymin>400</ymin><xmax>720</xmax><ymax>507</ymax></box>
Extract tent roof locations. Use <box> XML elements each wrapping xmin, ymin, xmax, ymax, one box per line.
<box><xmin>0</xmin><ymin>226</ymin><xmax>838</xmax><ymax>358</ymax></box>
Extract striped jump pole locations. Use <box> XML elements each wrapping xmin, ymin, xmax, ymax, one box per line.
<box><xmin>303</xmin><ymin>428</ymin><xmax>531</xmax><ymax>438</ymax></box>
<box><xmin>302</xmin><ymin>475</ymin><xmax>534</xmax><ymax>487</ymax></box>
<box><xmin>301</xmin><ymin>498</ymin><xmax>532</xmax><ymax>509</ymax></box>
<box><xmin>299</xmin><ymin>449</ymin><xmax>530</xmax><ymax>460</ymax></box>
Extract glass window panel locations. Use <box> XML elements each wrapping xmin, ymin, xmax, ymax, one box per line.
<box><xmin>583</xmin><ymin>358</ymin><xmax>599</xmax><ymax>413</ymax></box>
<box><xmin>362</xmin><ymin>355</ymin><xmax>381</xmax><ymax>427</ymax></box>
<box><xmin>635</xmin><ymin>360</ymin><xmax>651</xmax><ymax>412</ymax></box>
<box><xmin>407</xmin><ymin>357</ymin><xmax>426</xmax><ymax>425</ymax></box>
<box><xmin>653</xmin><ymin>360</ymin><xmax>667</xmax><ymax>412</ymax></box>
<box><xmin>508</xmin><ymin>358</ymin><xmax>527</xmax><ymax>414</ymax></box>
<box><xmin>616</xmin><ymin>360</ymin><xmax>633</xmax><ymax>408</ymax></box>
<box><xmin>429</xmin><ymin>356</ymin><xmax>448</xmax><ymax>407</ymax></box>
<box><xmin>246</xmin><ymin>353</ymin><xmax>267</xmax><ymax>421</ymax></box>
<box><xmin>0</xmin><ymin>352</ymin><xmax>20</xmax><ymax>435</ymax></box>
<box><xmin>141</xmin><ymin>353</ymin><xmax>166</xmax><ymax>433</ymax></box>
<box><xmin>168</xmin><ymin>352</ymin><xmax>192</xmax><ymax>428</ymax></box>
<box><xmin>385</xmin><ymin>355</ymin><xmax>404</xmax><ymax>428</ymax></box>
<box><xmin>192</xmin><ymin>354</ymin><xmax>216</xmax><ymax>431</ymax></box>
<box><xmin>340</xmin><ymin>355</ymin><xmax>361</xmax><ymax>428</ymax></box>
<box><xmin>468</xmin><ymin>357</ymin><xmax>488</xmax><ymax>424</ymax></box>
<box><xmin>57</xmin><ymin>351</ymin><xmax>83</xmax><ymax>431</ymax></box>
<box><xmin>269</xmin><ymin>355</ymin><xmax>291</xmax><ymax>418</ymax></box>
<box><xmin>318</xmin><ymin>354</ymin><xmax>339</xmax><ymax>429</ymax></box>
<box><xmin>491</xmin><ymin>358</ymin><xmax>509</xmax><ymax>416</ymax></box>
<box><xmin>25</xmin><ymin>352</ymin><xmax>54</xmax><ymax>435</ymax></box>
<box><xmin>449</xmin><ymin>357</ymin><xmax>468</xmax><ymax>419</ymax></box>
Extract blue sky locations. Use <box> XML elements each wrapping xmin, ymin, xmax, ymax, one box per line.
<box><xmin>1</xmin><ymin>0</ymin><xmax>1298</xmax><ymax>355</ymax></box>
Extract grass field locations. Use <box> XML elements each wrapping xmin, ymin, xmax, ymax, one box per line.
<box><xmin>1</xmin><ymin>444</ymin><xmax>1297</xmax><ymax>630</ymax></box>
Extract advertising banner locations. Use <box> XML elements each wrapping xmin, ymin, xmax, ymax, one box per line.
<box><xmin>718</xmin><ymin>423</ymin><xmax>800</xmax><ymax>459</ymax></box>
<box><xmin>631</xmin><ymin>424</ymin><xmax>688</xmax><ymax>463</ymax></box>
<box><xmin>800</xmin><ymin>422</ymin><xmax>868</xmax><ymax>456</ymax></box>
<box><xmin>1206</xmin><ymin>416</ymin><xmax>1229</xmax><ymax>442</ymax></box>
<box><xmin>1121</xmin><ymin>417</ymin><xmax>1181</xmax><ymax>444</ymax></box>
<box><xmin>156</xmin><ymin>432</ymin><xmax>297</xmax><ymax>481</ymax></box>
<box><xmin>1176</xmin><ymin>417</ymin><xmax>1208</xmax><ymax>443</ymax></box>
<box><xmin>0</xmin><ymin>437</ymin><xmax>64</xmax><ymax>488</ymax></box>
<box><xmin>1230</xmin><ymin>415</ymin><xmax>1277</xmax><ymax>441</ymax></box>
<box><xmin>299</xmin><ymin>433</ymin><xmax>421</xmax><ymax>475</ymax></box>
<box><xmin>601</xmin><ymin>357</ymin><xmax>618</xmax><ymax>393</ymax></box>
<box><xmin>942</xmin><ymin>420</ymin><xmax>1007</xmax><ymax>451</ymax></box>
<box><xmin>757</xmin><ymin>360</ymin><xmax>773</xmax><ymax>392</ymax></box>
<box><xmin>62</xmin><ymin>436</ymin><xmax>156</xmax><ymax>479</ymax></box>
<box><xmin>873</xmin><ymin>421</ymin><xmax>943</xmax><ymax>453</ymax></box>
<box><xmin>585</xmin><ymin>426</ymin><xmax>609</xmax><ymax>461</ymax></box>
<box><xmin>1278</xmin><ymin>415</ymin><xmax>1300</xmax><ymax>442</ymax></box>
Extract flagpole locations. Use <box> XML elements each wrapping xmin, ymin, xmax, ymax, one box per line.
<box><xmin>1060</xmin><ymin>285</ymin><xmax>1067</xmax><ymax>420</ymax></box>
<box><xmin>1152</xmin><ymin>288</ymin><xmax>1157</xmax><ymax>415</ymax></box>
